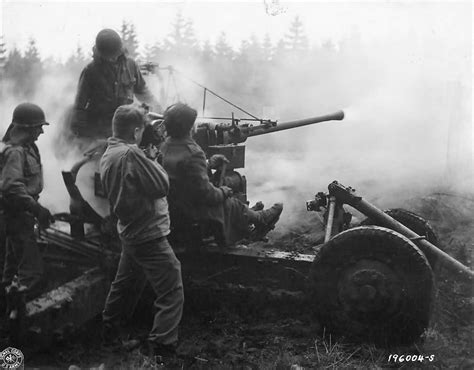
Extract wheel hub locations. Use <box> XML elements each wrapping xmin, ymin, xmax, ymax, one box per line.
<box><xmin>338</xmin><ymin>260</ymin><xmax>402</xmax><ymax>320</ymax></box>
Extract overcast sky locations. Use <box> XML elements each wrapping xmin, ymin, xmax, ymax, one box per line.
<box><xmin>1</xmin><ymin>0</ymin><xmax>471</xmax><ymax>62</ymax></box>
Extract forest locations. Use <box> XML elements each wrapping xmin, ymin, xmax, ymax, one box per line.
<box><xmin>0</xmin><ymin>13</ymin><xmax>365</xmax><ymax>120</ymax></box>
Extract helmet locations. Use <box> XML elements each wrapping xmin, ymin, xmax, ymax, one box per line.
<box><xmin>12</xmin><ymin>103</ymin><xmax>49</xmax><ymax>128</ymax></box>
<box><xmin>95</xmin><ymin>29</ymin><xmax>122</xmax><ymax>58</ymax></box>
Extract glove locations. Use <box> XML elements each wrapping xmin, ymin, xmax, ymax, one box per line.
<box><xmin>209</xmin><ymin>154</ymin><xmax>230</xmax><ymax>170</ymax></box>
<box><xmin>220</xmin><ymin>186</ymin><xmax>233</xmax><ymax>199</ymax></box>
<box><xmin>33</xmin><ymin>204</ymin><xmax>55</xmax><ymax>230</ymax></box>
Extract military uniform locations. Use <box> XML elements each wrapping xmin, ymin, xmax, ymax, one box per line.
<box><xmin>100</xmin><ymin>133</ymin><xmax>183</xmax><ymax>346</ymax></box>
<box><xmin>161</xmin><ymin>136</ymin><xmax>250</xmax><ymax>246</ymax></box>
<box><xmin>71</xmin><ymin>53</ymin><xmax>159</xmax><ymax>139</ymax></box>
<box><xmin>0</xmin><ymin>103</ymin><xmax>51</xmax><ymax>295</ymax></box>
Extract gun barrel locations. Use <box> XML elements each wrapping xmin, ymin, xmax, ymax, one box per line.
<box><xmin>247</xmin><ymin>110</ymin><xmax>344</xmax><ymax>137</ymax></box>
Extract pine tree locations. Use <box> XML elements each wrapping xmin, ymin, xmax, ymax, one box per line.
<box><xmin>126</xmin><ymin>23</ymin><xmax>139</xmax><ymax>59</ymax></box>
<box><xmin>273</xmin><ymin>38</ymin><xmax>287</xmax><ymax>60</ymax></box>
<box><xmin>165</xmin><ymin>11</ymin><xmax>186</xmax><ymax>51</ymax></box>
<box><xmin>4</xmin><ymin>47</ymin><xmax>27</xmax><ymax>97</ymax></box>
<box><xmin>4</xmin><ymin>48</ymin><xmax>22</xmax><ymax>72</ymax></box>
<box><xmin>262</xmin><ymin>34</ymin><xmax>273</xmax><ymax>61</ymax></box>
<box><xmin>183</xmin><ymin>19</ymin><xmax>198</xmax><ymax>51</ymax></box>
<box><xmin>201</xmin><ymin>40</ymin><xmax>215</xmax><ymax>62</ymax></box>
<box><xmin>248</xmin><ymin>34</ymin><xmax>263</xmax><ymax>62</ymax></box>
<box><xmin>66</xmin><ymin>44</ymin><xmax>87</xmax><ymax>72</ymax></box>
<box><xmin>142</xmin><ymin>42</ymin><xmax>163</xmax><ymax>63</ymax></box>
<box><xmin>284</xmin><ymin>16</ymin><xmax>308</xmax><ymax>52</ymax></box>
<box><xmin>237</xmin><ymin>39</ymin><xmax>251</xmax><ymax>62</ymax></box>
<box><xmin>0</xmin><ymin>36</ymin><xmax>6</xmax><ymax>71</ymax></box>
<box><xmin>24</xmin><ymin>38</ymin><xmax>41</xmax><ymax>65</ymax></box>
<box><xmin>215</xmin><ymin>32</ymin><xmax>234</xmax><ymax>60</ymax></box>
<box><xmin>236</xmin><ymin>35</ymin><xmax>262</xmax><ymax>65</ymax></box>
<box><xmin>165</xmin><ymin>11</ymin><xmax>199</xmax><ymax>58</ymax></box>
<box><xmin>120</xmin><ymin>21</ymin><xmax>128</xmax><ymax>44</ymax></box>
<box><xmin>322</xmin><ymin>40</ymin><xmax>336</xmax><ymax>52</ymax></box>
<box><xmin>22</xmin><ymin>38</ymin><xmax>43</xmax><ymax>98</ymax></box>
<box><xmin>0</xmin><ymin>37</ymin><xmax>7</xmax><ymax>98</ymax></box>
<box><xmin>120</xmin><ymin>21</ymin><xmax>139</xmax><ymax>58</ymax></box>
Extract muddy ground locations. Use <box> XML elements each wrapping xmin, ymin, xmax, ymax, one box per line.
<box><xmin>28</xmin><ymin>193</ymin><xmax>473</xmax><ymax>369</ymax></box>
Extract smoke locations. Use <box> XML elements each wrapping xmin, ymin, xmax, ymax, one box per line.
<box><xmin>241</xmin><ymin>4</ymin><xmax>472</xmax><ymax>234</ymax></box>
<box><xmin>0</xmin><ymin>71</ymin><xmax>100</xmax><ymax>215</ymax></box>
<box><xmin>139</xmin><ymin>4</ymin><xmax>472</xmax><ymax>237</ymax></box>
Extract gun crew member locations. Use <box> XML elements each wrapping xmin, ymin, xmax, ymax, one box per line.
<box><xmin>160</xmin><ymin>102</ymin><xmax>283</xmax><ymax>246</ymax></box>
<box><xmin>99</xmin><ymin>104</ymin><xmax>184</xmax><ymax>358</ymax></box>
<box><xmin>71</xmin><ymin>29</ymin><xmax>162</xmax><ymax>140</ymax></box>
<box><xmin>0</xmin><ymin>103</ymin><xmax>54</xmax><ymax>297</ymax></box>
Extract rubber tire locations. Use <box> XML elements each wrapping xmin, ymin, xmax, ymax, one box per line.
<box><xmin>310</xmin><ymin>226</ymin><xmax>434</xmax><ymax>346</ymax></box>
<box><xmin>360</xmin><ymin>208</ymin><xmax>440</xmax><ymax>268</ymax></box>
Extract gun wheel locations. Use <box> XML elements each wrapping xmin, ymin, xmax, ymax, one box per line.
<box><xmin>360</xmin><ymin>208</ymin><xmax>440</xmax><ymax>268</ymax></box>
<box><xmin>310</xmin><ymin>226</ymin><xmax>434</xmax><ymax>346</ymax></box>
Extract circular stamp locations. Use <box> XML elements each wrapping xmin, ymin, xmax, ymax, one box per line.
<box><xmin>0</xmin><ymin>347</ymin><xmax>24</xmax><ymax>369</ymax></box>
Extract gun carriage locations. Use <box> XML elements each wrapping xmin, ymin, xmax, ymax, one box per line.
<box><xmin>4</xmin><ymin>68</ymin><xmax>473</xmax><ymax>354</ymax></box>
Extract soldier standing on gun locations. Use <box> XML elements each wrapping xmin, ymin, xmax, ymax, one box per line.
<box><xmin>70</xmin><ymin>29</ymin><xmax>162</xmax><ymax>142</ymax></box>
<box><xmin>0</xmin><ymin>103</ymin><xmax>54</xmax><ymax>301</ymax></box>
<box><xmin>99</xmin><ymin>104</ymin><xmax>184</xmax><ymax>359</ymax></box>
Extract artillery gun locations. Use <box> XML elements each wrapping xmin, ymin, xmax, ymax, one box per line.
<box><xmin>4</xmin><ymin>69</ymin><xmax>473</xmax><ymax>355</ymax></box>
<box><xmin>4</xmin><ymin>102</ymin><xmax>345</xmax><ymax>352</ymax></box>
<box><xmin>192</xmin><ymin>111</ymin><xmax>345</xmax><ymax>203</ymax></box>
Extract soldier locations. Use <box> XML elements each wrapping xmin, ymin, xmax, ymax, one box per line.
<box><xmin>70</xmin><ymin>29</ymin><xmax>161</xmax><ymax>141</ymax></box>
<box><xmin>160</xmin><ymin>102</ymin><xmax>283</xmax><ymax>246</ymax></box>
<box><xmin>0</xmin><ymin>103</ymin><xmax>54</xmax><ymax>298</ymax></box>
<box><xmin>99</xmin><ymin>104</ymin><xmax>184</xmax><ymax>357</ymax></box>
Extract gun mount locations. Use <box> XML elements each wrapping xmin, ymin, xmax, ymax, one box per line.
<box><xmin>190</xmin><ymin>111</ymin><xmax>344</xmax><ymax>202</ymax></box>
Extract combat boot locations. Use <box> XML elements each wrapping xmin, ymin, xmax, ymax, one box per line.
<box><xmin>249</xmin><ymin>203</ymin><xmax>283</xmax><ymax>241</ymax></box>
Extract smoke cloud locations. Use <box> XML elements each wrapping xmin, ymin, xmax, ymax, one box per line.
<box><xmin>0</xmin><ymin>71</ymin><xmax>109</xmax><ymax>215</ymax></box>
<box><xmin>241</xmin><ymin>4</ymin><xmax>472</xmax><ymax>234</ymax></box>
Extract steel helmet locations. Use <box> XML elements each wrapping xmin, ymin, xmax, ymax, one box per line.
<box><xmin>12</xmin><ymin>103</ymin><xmax>49</xmax><ymax>128</ymax></box>
<box><xmin>95</xmin><ymin>29</ymin><xmax>123</xmax><ymax>58</ymax></box>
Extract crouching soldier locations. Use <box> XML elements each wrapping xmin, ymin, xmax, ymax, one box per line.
<box><xmin>0</xmin><ymin>103</ymin><xmax>54</xmax><ymax>302</ymax></box>
<box><xmin>99</xmin><ymin>104</ymin><xmax>184</xmax><ymax>358</ymax></box>
<box><xmin>160</xmin><ymin>102</ymin><xmax>283</xmax><ymax>247</ymax></box>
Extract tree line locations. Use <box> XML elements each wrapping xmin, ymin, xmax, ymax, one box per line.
<box><xmin>0</xmin><ymin>13</ymin><xmax>366</xmax><ymax>117</ymax></box>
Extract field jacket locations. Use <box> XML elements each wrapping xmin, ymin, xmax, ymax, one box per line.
<box><xmin>161</xmin><ymin>136</ymin><xmax>226</xmax><ymax>223</ymax></box>
<box><xmin>71</xmin><ymin>51</ymin><xmax>160</xmax><ymax>138</ymax></box>
<box><xmin>100</xmin><ymin>137</ymin><xmax>170</xmax><ymax>245</ymax></box>
<box><xmin>0</xmin><ymin>141</ymin><xmax>43</xmax><ymax>213</ymax></box>
<box><xmin>161</xmin><ymin>136</ymin><xmax>250</xmax><ymax>245</ymax></box>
